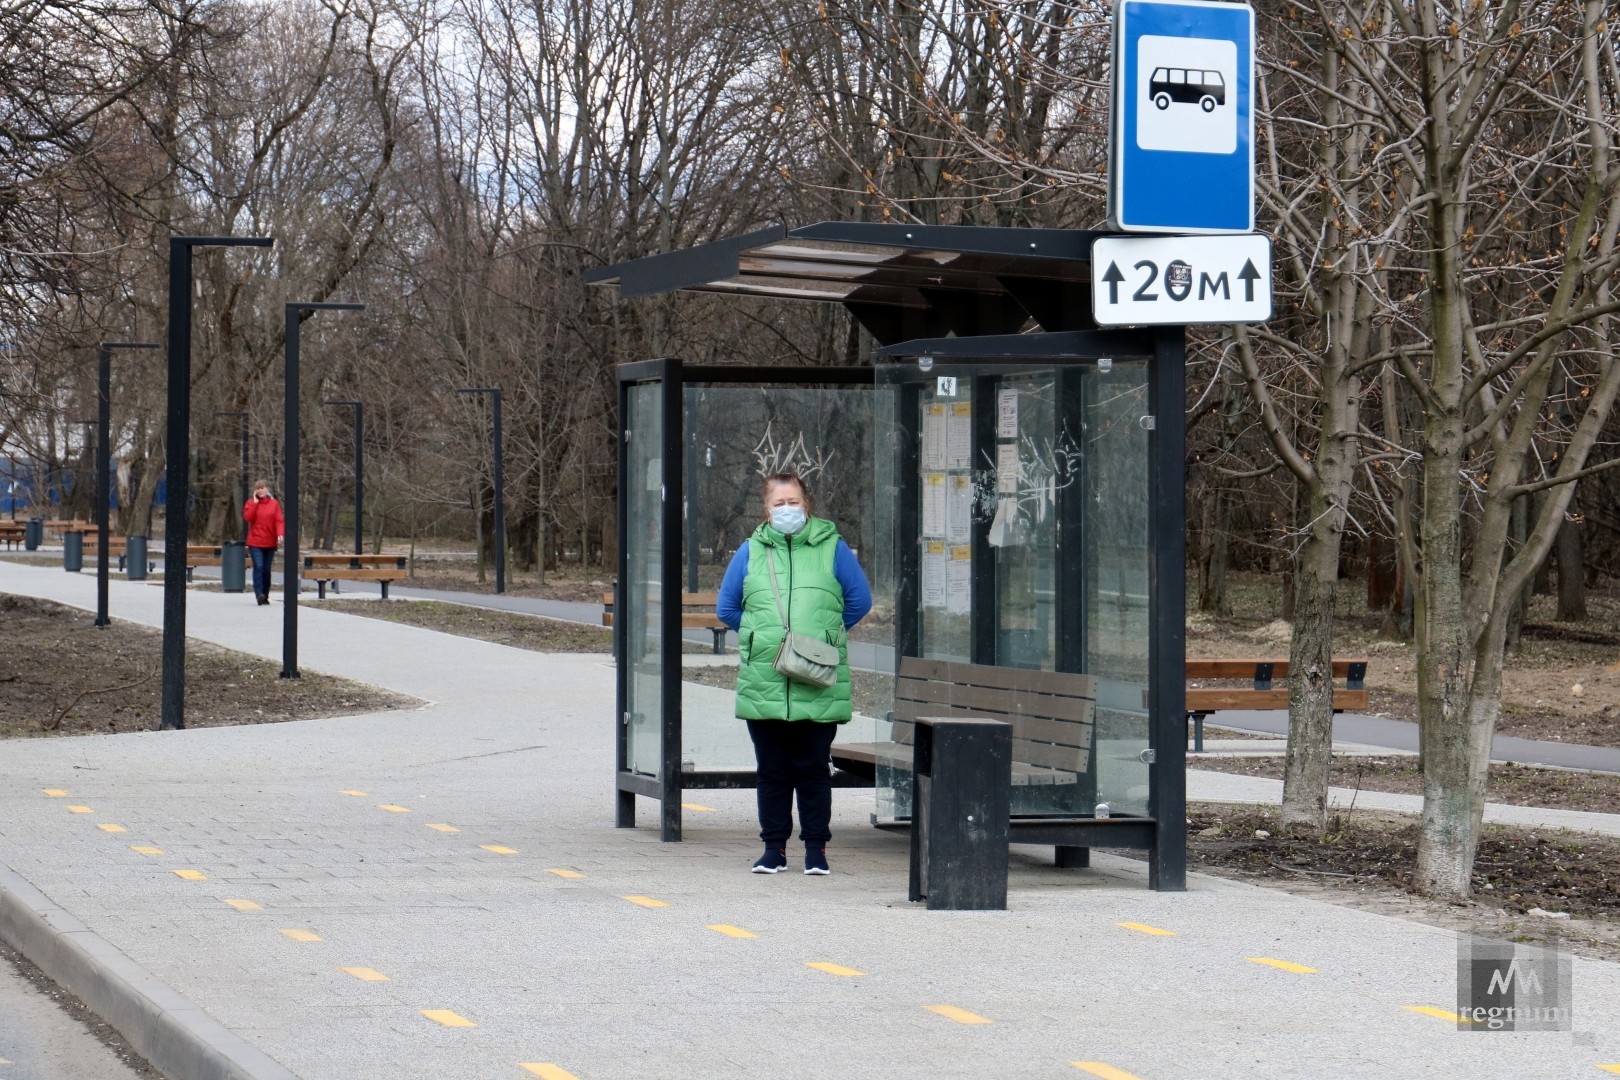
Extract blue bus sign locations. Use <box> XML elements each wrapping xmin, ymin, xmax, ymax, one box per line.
<box><xmin>1108</xmin><ymin>0</ymin><xmax>1255</xmax><ymax>234</ymax></box>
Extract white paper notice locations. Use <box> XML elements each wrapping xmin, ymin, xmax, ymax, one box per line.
<box><xmin>946</xmin><ymin>474</ymin><xmax>972</xmax><ymax>543</ymax></box>
<box><xmin>922</xmin><ymin>404</ymin><xmax>947</xmax><ymax>470</ymax></box>
<box><xmin>922</xmin><ymin>472</ymin><xmax>946</xmax><ymax>536</ymax></box>
<box><xmin>922</xmin><ymin>541</ymin><xmax>947</xmax><ymax>609</ymax></box>
<box><xmin>946</xmin><ymin>402</ymin><xmax>972</xmax><ymax>468</ymax></box>
<box><xmin>996</xmin><ymin>443</ymin><xmax>1021</xmax><ymax>493</ymax></box>
<box><xmin>946</xmin><ymin>545</ymin><xmax>971</xmax><ymax>614</ymax></box>
<box><xmin>988</xmin><ymin>496</ymin><xmax>1019</xmax><ymax>548</ymax></box>
<box><xmin>997</xmin><ymin>388</ymin><xmax>1019</xmax><ymax>438</ymax></box>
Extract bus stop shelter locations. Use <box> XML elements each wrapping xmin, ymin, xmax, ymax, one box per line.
<box><xmin>586</xmin><ymin>222</ymin><xmax>1187</xmax><ymax>891</ymax></box>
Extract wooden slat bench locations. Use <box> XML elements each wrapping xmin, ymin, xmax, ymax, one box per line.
<box><xmin>304</xmin><ymin>553</ymin><xmax>408</xmax><ymax>599</ymax></box>
<box><xmin>0</xmin><ymin>521</ymin><xmax>24</xmax><ymax>549</ymax></box>
<box><xmin>1185</xmin><ymin>657</ymin><xmax>1370</xmax><ymax>752</ymax></box>
<box><xmin>602</xmin><ymin>590</ymin><xmax>730</xmax><ymax>654</ymax></box>
<box><xmin>43</xmin><ymin>518</ymin><xmax>93</xmax><ymax>538</ymax></box>
<box><xmin>183</xmin><ymin>543</ymin><xmax>250</xmax><ymax>582</ymax></box>
<box><xmin>83</xmin><ymin>536</ymin><xmax>143</xmax><ymax>572</ymax></box>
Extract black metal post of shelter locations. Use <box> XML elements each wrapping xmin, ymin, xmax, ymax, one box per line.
<box><xmin>161</xmin><ymin>236</ymin><xmax>272</xmax><ymax>732</ymax></box>
<box><xmin>97</xmin><ymin>342</ymin><xmax>159</xmax><ymax>626</ymax></box>
<box><xmin>587</xmin><ymin>223</ymin><xmax>1188</xmax><ymax>891</ymax></box>
<box><xmin>456</xmin><ymin>387</ymin><xmax>505</xmax><ymax>594</ymax></box>
<box><xmin>282</xmin><ymin>302</ymin><xmax>365</xmax><ymax>679</ymax></box>
<box><xmin>324</xmin><ymin>400</ymin><xmax>363</xmax><ymax>555</ymax></box>
<box><xmin>215</xmin><ymin>411</ymin><xmax>249</xmax><ymax>539</ymax></box>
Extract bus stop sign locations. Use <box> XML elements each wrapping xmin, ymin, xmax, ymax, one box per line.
<box><xmin>1108</xmin><ymin>0</ymin><xmax>1255</xmax><ymax>234</ymax></box>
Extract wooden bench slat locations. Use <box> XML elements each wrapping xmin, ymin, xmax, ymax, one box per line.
<box><xmin>897</xmin><ymin>681</ymin><xmax>1095</xmax><ymax>724</ymax></box>
<box><xmin>903</xmin><ymin>656</ymin><xmax>1097</xmax><ymax>698</ymax></box>
<box><xmin>305</xmin><ymin>569</ymin><xmax>400</xmax><ymax>581</ymax></box>
<box><xmin>1185</xmin><ymin>658</ymin><xmax>1368</xmax><ymax>680</ymax></box>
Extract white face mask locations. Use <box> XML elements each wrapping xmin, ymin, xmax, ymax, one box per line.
<box><xmin>769</xmin><ymin>505</ymin><xmax>807</xmax><ymax>535</ymax></box>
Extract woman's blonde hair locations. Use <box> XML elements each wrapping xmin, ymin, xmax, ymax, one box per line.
<box><xmin>761</xmin><ymin>471</ymin><xmax>811</xmax><ymax>508</ymax></box>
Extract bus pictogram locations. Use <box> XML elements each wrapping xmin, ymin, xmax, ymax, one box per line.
<box><xmin>1149</xmin><ymin>67</ymin><xmax>1226</xmax><ymax>112</ymax></box>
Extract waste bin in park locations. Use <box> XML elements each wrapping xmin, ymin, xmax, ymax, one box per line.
<box><xmin>908</xmin><ymin>717</ymin><xmax>1012</xmax><ymax>911</ymax></box>
<box><xmin>62</xmin><ymin>530</ymin><xmax>83</xmax><ymax>572</ymax></box>
<box><xmin>24</xmin><ymin>517</ymin><xmax>42</xmax><ymax>550</ymax></box>
<box><xmin>126</xmin><ymin>535</ymin><xmax>148</xmax><ymax>581</ymax></box>
<box><xmin>220</xmin><ymin>539</ymin><xmax>246</xmax><ymax>593</ymax></box>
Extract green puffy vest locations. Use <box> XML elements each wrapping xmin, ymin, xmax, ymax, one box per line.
<box><xmin>735</xmin><ymin>515</ymin><xmax>851</xmax><ymax>723</ymax></box>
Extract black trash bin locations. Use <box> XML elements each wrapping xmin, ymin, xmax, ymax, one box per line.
<box><xmin>908</xmin><ymin>716</ymin><xmax>1012</xmax><ymax>911</ymax></box>
<box><xmin>63</xmin><ymin>530</ymin><xmax>83</xmax><ymax>572</ymax></box>
<box><xmin>126</xmin><ymin>535</ymin><xmax>148</xmax><ymax>581</ymax></box>
<box><xmin>220</xmin><ymin>539</ymin><xmax>246</xmax><ymax>593</ymax></box>
<box><xmin>25</xmin><ymin>517</ymin><xmax>42</xmax><ymax>550</ymax></box>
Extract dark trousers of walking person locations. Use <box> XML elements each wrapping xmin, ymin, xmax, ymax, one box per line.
<box><xmin>249</xmin><ymin>546</ymin><xmax>275</xmax><ymax>599</ymax></box>
<box><xmin>747</xmin><ymin>719</ymin><xmax>838</xmax><ymax>843</ymax></box>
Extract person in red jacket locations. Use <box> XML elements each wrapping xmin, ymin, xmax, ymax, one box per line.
<box><xmin>243</xmin><ymin>480</ymin><xmax>285</xmax><ymax>605</ymax></box>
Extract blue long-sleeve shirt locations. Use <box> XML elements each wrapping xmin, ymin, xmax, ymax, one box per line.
<box><xmin>716</xmin><ymin>538</ymin><xmax>872</xmax><ymax>631</ymax></box>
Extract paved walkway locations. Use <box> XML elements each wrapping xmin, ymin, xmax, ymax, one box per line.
<box><xmin>2</xmin><ymin>561</ymin><xmax>1620</xmax><ymax>1079</ymax></box>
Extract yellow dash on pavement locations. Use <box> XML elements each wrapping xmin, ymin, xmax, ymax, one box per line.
<box><xmin>1072</xmin><ymin>1063</ymin><xmax>1144</xmax><ymax>1080</ymax></box>
<box><xmin>1596</xmin><ymin>1065</ymin><xmax>1620</xmax><ymax>1075</ymax></box>
<box><xmin>1117</xmin><ymin>922</ymin><xmax>1176</xmax><ymax>937</ymax></box>
<box><xmin>43</xmin><ymin>790</ymin><xmax>67</xmax><ymax>797</ymax></box>
<box><xmin>172</xmin><ymin>870</ymin><xmax>206</xmax><ymax>881</ymax></box>
<box><xmin>131</xmin><ymin>846</ymin><xmax>163</xmax><ymax>855</ymax></box>
<box><xmin>708</xmin><ymin>924</ymin><xmax>757</xmax><ymax>939</ymax></box>
<box><xmin>280</xmin><ymin>929</ymin><xmax>323</xmax><ymax>942</ymax></box>
<box><xmin>1247</xmin><ymin>957</ymin><xmax>1316</xmax><ymax>974</ymax></box>
<box><xmin>681</xmin><ymin>802</ymin><xmax>716</xmax><ymax>812</ymax></box>
<box><xmin>223</xmin><ymin>899</ymin><xmax>262</xmax><ymax>911</ymax></box>
<box><xmin>805</xmin><ymin>962</ymin><xmax>863</xmax><ymax>977</ymax></box>
<box><xmin>340</xmin><ymin>790</ymin><xmax>368</xmax><ymax>796</ymax></box>
<box><xmin>546</xmin><ymin>869</ymin><xmax>585</xmax><ymax>879</ymax></box>
<box><xmin>924</xmin><ymin>1004</ymin><xmax>992</xmax><ymax>1025</ymax></box>
<box><xmin>67</xmin><ymin>805</ymin><xmax>93</xmax><ymax>814</ymax></box>
<box><xmin>97</xmin><ymin>824</ymin><xmax>127</xmax><ymax>833</ymax></box>
<box><xmin>1404</xmin><ymin>1005</ymin><xmax>1470</xmax><ymax>1024</ymax></box>
<box><xmin>621</xmin><ymin>895</ymin><xmax>668</xmax><ymax>908</ymax></box>
<box><xmin>340</xmin><ymin>967</ymin><xmax>390</xmax><ymax>982</ymax></box>
<box><xmin>519</xmin><ymin>1065</ymin><xmax>579</xmax><ymax>1080</ymax></box>
<box><xmin>377</xmin><ymin>804</ymin><xmax>410</xmax><ymax>813</ymax></box>
<box><xmin>421</xmin><ymin>1010</ymin><xmax>476</xmax><ymax>1028</ymax></box>
<box><xmin>480</xmin><ymin>845</ymin><xmax>519</xmax><ymax>855</ymax></box>
<box><xmin>427</xmin><ymin>823</ymin><xmax>459</xmax><ymax>833</ymax></box>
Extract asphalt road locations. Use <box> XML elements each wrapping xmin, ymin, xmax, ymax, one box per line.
<box><xmin>0</xmin><ymin>944</ymin><xmax>156</xmax><ymax>1080</ymax></box>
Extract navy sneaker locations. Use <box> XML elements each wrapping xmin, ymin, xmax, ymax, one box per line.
<box><xmin>752</xmin><ymin>845</ymin><xmax>787</xmax><ymax>874</ymax></box>
<box><xmin>804</xmin><ymin>846</ymin><xmax>830</xmax><ymax>876</ymax></box>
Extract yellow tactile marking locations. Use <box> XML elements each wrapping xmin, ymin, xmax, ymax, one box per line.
<box><xmin>519</xmin><ymin>1065</ymin><xmax>579</xmax><ymax>1079</ymax></box>
<box><xmin>621</xmin><ymin>895</ymin><xmax>668</xmax><ymax>909</ymax></box>
<box><xmin>377</xmin><ymin>804</ymin><xmax>410</xmax><ymax>813</ymax></box>
<box><xmin>421</xmin><ymin>1009</ymin><xmax>476</xmax><ymax>1028</ymax></box>
<box><xmin>340</xmin><ymin>967</ymin><xmax>390</xmax><ymax>982</ymax></box>
<box><xmin>340</xmin><ymin>790</ymin><xmax>368</xmax><ymax>796</ymax></box>
<box><xmin>172</xmin><ymin>870</ymin><xmax>206</xmax><ymax>881</ymax></box>
<box><xmin>427</xmin><ymin>823</ymin><xmax>459</xmax><ymax>833</ymax></box>
<box><xmin>805</xmin><ymin>962</ymin><xmax>864</xmax><ymax>977</ymax></box>
<box><xmin>1597</xmin><ymin>1066</ymin><xmax>1620</xmax><ymax>1075</ymax></box>
<box><xmin>1404</xmin><ymin>1004</ymin><xmax>1470</xmax><ymax>1024</ymax></box>
<box><xmin>546</xmin><ymin>869</ymin><xmax>585</xmax><ymax>879</ymax></box>
<box><xmin>480</xmin><ymin>845</ymin><xmax>519</xmax><ymax>855</ymax></box>
<box><xmin>67</xmin><ymin>805</ymin><xmax>93</xmax><ymax>814</ymax></box>
<box><xmin>924</xmin><ymin>1004</ymin><xmax>993</xmax><ymax>1025</ymax></box>
<box><xmin>43</xmin><ymin>789</ymin><xmax>68</xmax><ymax>797</ymax></box>
<box><xmin>1247</xmin><ymin>957</ymin><xmax>1317</xmax><ymax>974</ymax></box>
<box><xmin>707</xmin><ymin>924</ymin><xmax>757</xmax><ymax>939</ymax></box>
<box><xmin>1072</xmin><ymin>1064</ymin><xmax>1145</xmax><ymax>1080</ymax></box>
<box><xmin>279</xmin><ymin>929</ymin><xmax>323</xmax><ymax>942</ymax></box>
<box><xmin>131</xmin><ymin>845</ymin><xmax>164</xmax><ymax>855</ymax></box>
<box><xmin>681</xmin><ymin>802</ymin><xmax>716</xmax><ymax>812</ymax></box>
<box><xmin>1117</xmin><ymin>922</ymin><xmax>1176</xmax><ymax>937</ymax></box>
<box><xmin>97</xmin><ymin>823</ymin><xmax>127</xmax><ymax>833</ymax></box>
<box><xmin>223</xmin><ymin>899</ymin><xmax>262</xmax><ymax>911</ymax></box>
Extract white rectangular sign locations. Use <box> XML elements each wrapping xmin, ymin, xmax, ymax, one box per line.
<box><xmin>1091</xmin><ymin>233</ymin><xmax>1271</xmax><ymax>326</ymax></box>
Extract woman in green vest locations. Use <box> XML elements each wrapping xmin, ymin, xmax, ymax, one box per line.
<box><xmin>716</xmin><ymin>472</ymin><xmax>872</xmax><ymax>875</ymax></box>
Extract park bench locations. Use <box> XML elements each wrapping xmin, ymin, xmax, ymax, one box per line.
<box><xmin>601</xmin><ymin>589</ymin><xmax>730</xmax><ymax>654</ymax></box>
<box><xmin>0</xmin><ymin>521</ymin><xmax>23</xmax><ymax>549</ymax></box>
<box><xmin>1184</xmin><ymin>657</ymin><xmax>1370</xmax><ymax>752</ymax></box>
<box><xmin>82</xmin><ymin>536</ymin><xmax>145</xmax><ymax>573</ymax></box>
<box><xmin>304</xmin><ymin>552</ymin><xmax>409</xmax><ymax>599</ymax></box>
<box><xmin>43</xmin><ymin>518</ymin><xmax>93</xmax><ymax>538</ymax></box>
<box><xmin>183</xmin><ymin>543</ymin><xmax>249</xmax><ymax>583</ymax></box>
<box><xmin>832</xmin><ymin>657</ymin><xmax>1120</xmax><ymax>867</ymax></box>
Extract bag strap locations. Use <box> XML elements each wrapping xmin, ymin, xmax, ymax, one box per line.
<box><xmin>764</xmin><ymin>543</ymin><xmax>791</xmax><ymax>631</ymax></box>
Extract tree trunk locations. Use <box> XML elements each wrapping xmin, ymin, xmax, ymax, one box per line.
<box><xmin>1555</xmin><ymin>518</ymin><xmax>1587</xmax><ymax>620</ymax></box>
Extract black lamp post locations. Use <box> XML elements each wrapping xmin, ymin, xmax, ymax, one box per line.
<box><xmin>456</xmin><ymin>387</ymin><xmax>504</xmax><ymax>594</ymax></box>
<box><xmin>323</xmin><ymin>400</ymin><xmax>363</xmax><ymax>555</ymax></box>
<box><xmin>96</xmin><ymin>342</ymin><xmax>159</xmax><ymax>627</ymax></box>
<box><xmin>214</xmin><ymin>410</ymin><xmax>249</xmax><ymax>538</ymax></box>
<box><xmin>282</xmin><ymin>301</ymin><xmax>365</xmax><ymax>679</ymax></box>
<box><xmin>161</xmin><ymin>236</ymin><xmax>272</xmax><ymax>731</ymax></box>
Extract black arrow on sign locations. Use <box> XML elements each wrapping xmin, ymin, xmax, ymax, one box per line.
<box><xmin>1239</xmin><ymin>259</ymin><xmax>1261</xmax><ymax>302</ymax></box>
<box><xmin>1102</xmin><ymin>261</ymin><xmax>1125</xmax><ymax>305</ymax></box>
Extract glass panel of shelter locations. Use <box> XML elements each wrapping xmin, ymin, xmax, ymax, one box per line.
<box><xmin>873</xmin><ymin>355</ymin><xmax>1151</xmax><ymax>821</ymax></box>
<box><xmin>622</xmin><ymin>381</ymin><xmax>664</xmax><ymax>777</ymax></box>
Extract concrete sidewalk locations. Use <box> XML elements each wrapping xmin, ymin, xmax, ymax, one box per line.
<box><xmin>2</xmin><ymin>560</ymin><xmax>1619</xmax><ymax>1079</ymax></box>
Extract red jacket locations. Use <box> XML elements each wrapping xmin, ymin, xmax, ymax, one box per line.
<box><xmin>243</xmin><ymin>496</ymin><xmax>285</xmax><ymax>548</ymax></box>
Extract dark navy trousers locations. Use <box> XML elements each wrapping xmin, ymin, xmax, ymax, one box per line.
<box><xmin>746</xmin><ymin>719</ymin><xmax>838</xmax><ymax>845</ymax></box>
<box><xmin>249</xmin><ymin>546</ymin><xmax>275</xmax><ymax>597</ymax></box>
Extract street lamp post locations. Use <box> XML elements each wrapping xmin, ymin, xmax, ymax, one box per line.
<box><xmin>162</xmin><ymin>236</ymin><xmax>272</xmax><ymax>731</ymax></box>
<box><xmin>96</xmin><ymin>341</ymin><xmax>159</xmax><ymax>627</ymax></box>
<box><xmin>282</xmin><ymin>302</ymin><xmax>365</xmax><ymax>679</ymax></box>
<box><xmin>323</xmin><ymin>400</ymin><xmax>363</xmax><ymax>555</ymax></box>
<box><xmin>214</xmin><ymin>410</ymin><xmax>249</xmax><ymax>538</ymax></box>
<box><xmin>456</xmin><ymin>387</ymin><xmax>504</xmax><ymax>594</ymax></box>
